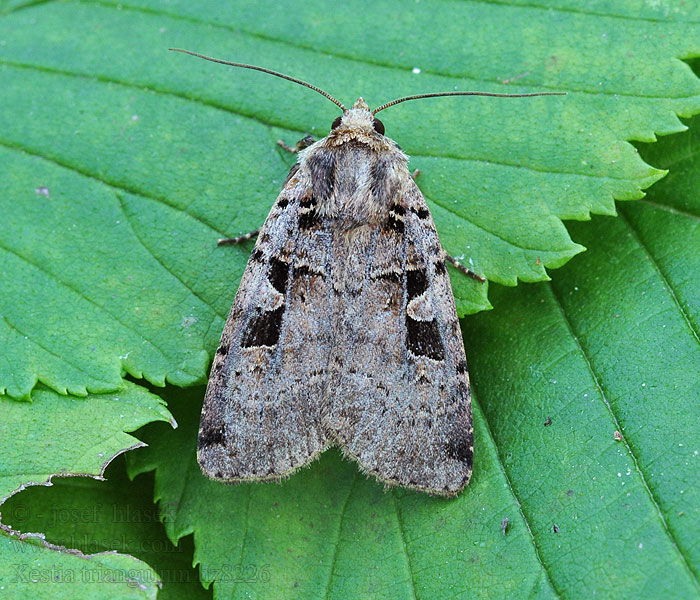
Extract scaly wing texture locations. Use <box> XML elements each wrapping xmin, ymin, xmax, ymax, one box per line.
<box><xmin>326</xmin><ymin>181</ymin><xmax>473</xmax><ymax>496</ymax></box>
<box><xmin>198</xmin><ymin>166</ymin><xmax>334</xmax><ymax>481</ymax></box>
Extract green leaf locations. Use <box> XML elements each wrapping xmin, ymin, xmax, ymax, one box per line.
<box><xmin>0</xmin><ymin>382</ymin><xmax>173</xmax><ymax>503</ymax></box>
<box><xmin>127</xmin><ymin>110</ymin><xmax>700</xmax><ymax>598</ymax></box>
<box><xmin>460</xmin><ymin>121</ymin><xmax>700</xmax><ymax>594</ymax></box>
<box><xmin>1</xmin><ymin>0</ymin><xmax>699</xmax><ymax>397</ymax></box>
<box><xmin>0</xmin><ymin>383</ymin><xmax>174</xmax><ymax>599</ymax></box>
<box><xmin>2</xmin><ymin>457</ymin><xmax>210</xmax><ymax>600</ymax></box>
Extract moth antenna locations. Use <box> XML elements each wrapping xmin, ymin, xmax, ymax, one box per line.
<box><xmin>169</xmin><ymin>48</ymin><xmax>348</xmax><ymax>112</ymax></box>
<box><xmin>372</xmin><ymin>90</ymin><xmax>566</xmax><ymax>114</ymax></box>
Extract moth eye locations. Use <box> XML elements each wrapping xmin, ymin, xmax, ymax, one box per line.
<box><xmin>373</xmin><ymin>118</ymin><xmax>385</xmax><ymax>135</ymax></box>
<box><xmin>331</xmin><ymin>116</ymin><xmax>343</xmax><ymax>130</ymax></box>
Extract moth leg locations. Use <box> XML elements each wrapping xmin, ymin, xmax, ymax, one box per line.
<box><xmin>217</xmin><ymin>229</ymin><xmax>260</xmax><ymax>246</ymax></box>
<box><xmin>445</xmin><ymin>254</ymin><xmax>486</xmax><ymax>282</ymax></box>
<box><xmin>277</xmin><ymin>135</ymin><xmax>316</xmax><ymax>154</ymax></box>
<box><xmin>411</xmin><ymin>169</ymin><xmax>422</xmax><ymax>180</ymax></box>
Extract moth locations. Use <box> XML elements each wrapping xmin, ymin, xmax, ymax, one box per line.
<box><xmin>172</xmin><ymin>49</ymin><xmax>562</xmax><ymax>496</ymax></box>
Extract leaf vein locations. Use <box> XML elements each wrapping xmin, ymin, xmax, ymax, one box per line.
<box><xmin>114</xmin><ymin>193</ymin><xmax>226</xmax><ymax>322</ymax></box>
<box><xmin>321</xmin><ymin>472</ymin><xmax>357</xmax><ymax>600</ymax></box>
<box><xmin>0</xmin><ymin>135</ymin><xmax>234</xmax><ymax>242</ymax></box>
<box><xmin>390</xmin><ymin>491</ymin><xmax>418</xmax><ymax>600</ymax></box>
<box><xmin>422</xmin><ymin>190</ymin><xmax>572</xmax><ymax>255</ymax></box>
<box><xmin>0</xmin><ymin>314</ymin><xmax>99</xmax><ymax>392</ymax></box>
<box><xmin>639</xmin><ymin>199</ymin><xmax>700</xmax><ymax>222</ymax></box>
<box><xmin>619</xmin><ymin>207</ymin><xmax>700</xmax><ymax>346</ymax></box>
<box><xmin>0</xmin><ymin>235</ymin><xmax>178</xmax><ymax>371</ymax></box>
<box><xmin>0</xmin><ymin>61</ymin><xmax>665</xmax><ymax>184</ymax></box>
<box><xmin>546</xmin><ymin>283</ymin><xmax>700</xmax><ymax>590</ymax></box>
<box><xmin>467</xmin><ymin>0</ymin><xmax>700</xmax><ymax>26</ymax></box>
<box><xmin>470</xmin><ymin>396</ymin><xmax>562</xmax><ymax>597</ymax></box>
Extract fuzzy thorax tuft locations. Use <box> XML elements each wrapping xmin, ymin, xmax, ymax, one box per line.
<box><xmin>339</xmin><ymin>97</ymin><xmax>374</xmax><ymax>130</ymax></box>
<box><xmin>325</xmin><ymin>97</ymin><xmax>393</xmax><ymax>151</ymax></box>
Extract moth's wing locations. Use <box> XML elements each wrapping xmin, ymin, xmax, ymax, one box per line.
<box><xmin>198</xmin><ymin>167</ymin><xmax>334</xmax><ymax>481</ymax></box>
<box><xmin>326</xmin><ymin>182</ymin><xmax>473</xmax><ymax>496</ymax></box>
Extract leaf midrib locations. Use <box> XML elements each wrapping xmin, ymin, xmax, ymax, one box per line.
<box><xmin>546</xmin><ymin>280</ymin><xmax>700</xmax><ymax>590</ymax></box>
<box><xmin>618</xmin><ymin>207</ymin><xmax>700</xmax><ymax>347</ymax></box>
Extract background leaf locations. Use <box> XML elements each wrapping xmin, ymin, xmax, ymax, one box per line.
<box><xmin>0</xmin><ymin>533</ymin><xmax>161</xmax><ymax>599</ymax></box>
<box><xmin>1</xmin><ymin>0</ymin><xmax>699</xmax><ymax>398</ymax></box>
<box><xmin>0</xmin><ymin>383</ymin><xmax>174</xmax><ymax>598</ymax></box>
<box><xmin>2</xmin><ymin>457</ymin><xmax>210</xmax><ymax>600</ymax></box>
<box><xmin>127</xmin><ymin>387</ymin><xmax>559</xmax><ymax>599</ymax></box>
<box><xmin>0</xmin><ymin>382</ymin><xmax>172</xmax><ymax>503</ymax></box>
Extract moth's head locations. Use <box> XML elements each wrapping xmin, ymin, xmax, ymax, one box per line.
<box><xmin>330</xmin><ymin>97</ymin><xmax>385</xmax><ymax>136</ymax></box>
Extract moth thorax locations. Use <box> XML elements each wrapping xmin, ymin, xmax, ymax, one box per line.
<box><xmin>329</xmin><ymin>151</ymin><xmax>405</xmax><ymax>230</ymax></box>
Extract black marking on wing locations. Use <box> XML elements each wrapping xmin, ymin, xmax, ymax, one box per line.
<box><xmin>294</xmin><ymin>264</ymin><xmax>326</xmax><ymax>279</ymax></box>
<box><xmin>298</xmin><ymin>192</ymin><xmax>321</xmax><ymax>230</ymax></box>
<box><xmin>405</xmin><ymin>265</ymin><xmax>447</xmax><ymax>359</ymax></box>
<box><xmin>435</xmin><ymin>259</ymin><xmax>446</xmax><ymax>275</ymax></box>
<box><xmin>198</xmin><ymin>424</ymin><xmax>227</xmax><ymax>449</ymax></box>
<box><xmin>307</xmin><ymin>150</ymin><xmax>336</xmax><ymax>201</ymax></box>
<box><xmin>406</xmin><ymin>317</ymin><xmax>445</xmax><ymax>361</ymax></box>
<box><xmin>216</xmin><ymin>344</ymin><xmax>228</xmax><ymax>356</ymax></box>
<box><xmin>445</xmin><ymin>400</ymin><xmax>473</xmax><ymax>464</ymax></box>
<box><xmin>385</xmin><ymin>215</ymin><xmax>404</xmax><ymax>233</ymax></box>
<box><xmin>445</xmin><ymin>427</ymin><xmax>473</xmax><ymax>464</ymax></box>
<box><xmin>242</xmin><ymin>306</ymin><xmax>285</xmax><ymax>348</ymax></box>
<box><xmin>407</xmin><ymin>268</ymin><xmax>429</xmax><ymax>300</ymax></box>
<box><xmin>370</xmin><ymin>158</ymin><xmax>398</xmax><ymax>204</ymax></box>
<box><xmin>268</xmin><ymin>257</ymin><xmax>290</xmax><ymax>294</ymax></box>
<box><xmin>456</xmin><ymin>360</ymin><xmax>468</xmax><ymax>374</ymax></box>
<box><xmin>251</xmin><ymin>249</ymin><xmax>264</xmax><ymax>262</ymax></box>
<box><xmin>370</xmin><ymin>159</ymin><xmax>387</xmax><ymax>196</ymax></box>
<box><xmin>411</xmin><ymin>206</ymin><xmax>430</xmax><ymax>219</ymax></box>
<box><xmin>385</xmin><ymin>202</ymin><xmax>406</xmax><ymax>234</ymax></box>
<box><xmin>372</xmin><ymin>271</ymin><xmax>402</xmax><ymax>284</ymax></box>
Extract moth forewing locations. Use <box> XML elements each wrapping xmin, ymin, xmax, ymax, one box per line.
<box><xmin>198</xmin><ymin>173</ymin><xmax>333</xmax><ymax>483</ymax></box>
